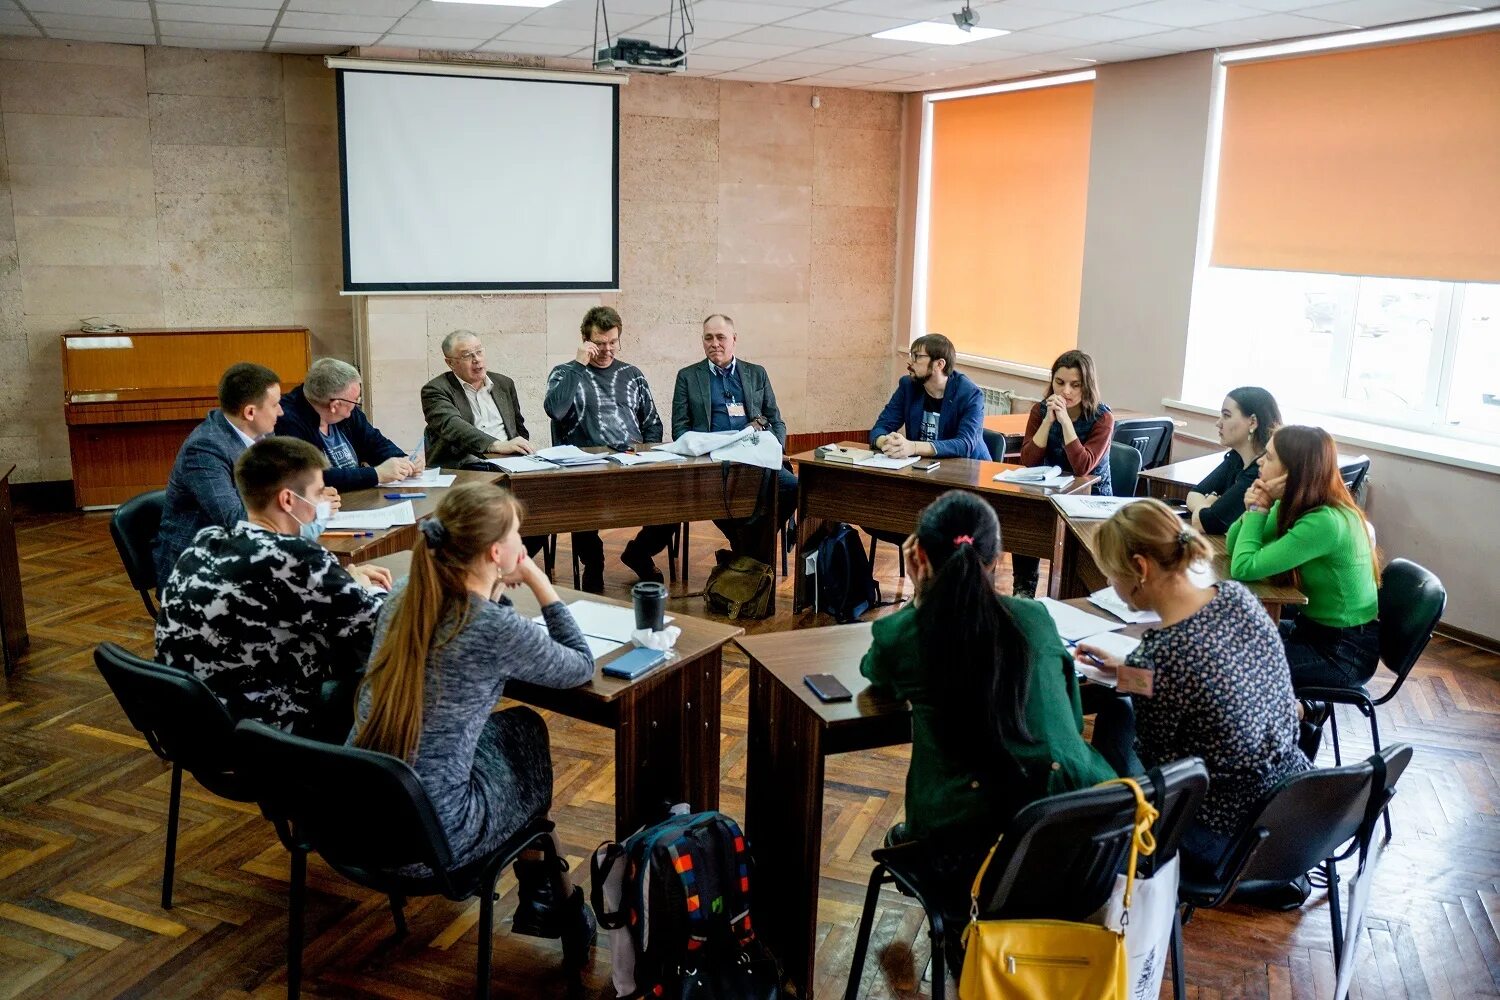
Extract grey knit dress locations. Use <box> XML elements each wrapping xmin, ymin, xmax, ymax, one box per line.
<box><xmin>352</xmin><ymin>588</ymin><xmax>594</xmax><ymax>871</ymax></box>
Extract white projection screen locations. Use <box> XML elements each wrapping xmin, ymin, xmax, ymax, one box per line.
<box><xmin>336</xmin><ymin>67</ymin><xmax>619</xmax><ymax>292</ymax></box>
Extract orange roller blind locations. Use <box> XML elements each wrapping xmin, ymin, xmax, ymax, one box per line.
<box><xmin>1213</xmin><ymin>29</ymin><xmax>1500</xmax><ymax>283</ymax></box>
<box><xmin>925</xmin><ymin>81</ymin><xmax>1093</xmax><ymax>368</ymax></box>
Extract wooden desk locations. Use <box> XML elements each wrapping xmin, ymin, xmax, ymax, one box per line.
<box><xmin>321</xmin><ymin>469</ymin><xmax>502</xmax><ymax>565</ymax></box>
<box><xmin>741</xmin><ymin>597</ymin><xmax>1133</xmax><ymax>999</ymax></box>
<box><xmin>1048</xmin><ymin>501</ymin><xmax>1306</xmax><ymax>619</ymax></box>
<box><xmin>0</xmin><ymin>465</ymin><xmax>27</xmax><ymax>672</ymax></box>
<box><xmin>1139</xmin><ymin>449</ymin><xmax>1368</xmax><ymax>503</ymax></box>
<box><xmin>371</xmin><ymin>551</ymin><xmax>743</xmax><ymax>839</ymax></box>
<box><xmin>494</xmin><ymin>452</ymin><xmax>777</xmax><ymax>611</ymax></box>
<box><xmin>790</xmin><ymin>446</ymin><xmax>1095</xmax><ymax>612</ymax></box>
<box><xmin>61</xmin><ymin>326</ymin><xmax>309</xmax><ymax>508</ymax></box>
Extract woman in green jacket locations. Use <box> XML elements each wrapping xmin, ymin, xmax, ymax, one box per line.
<box><xmin>1228</xmin><ymin>425</ymin><xmax>1381</xmax><ymax>689</ymax></box>
<box><xmin>860</xmin><ymin>490</ymin><xmax>1116</xmax><ymax>965</ymax></box>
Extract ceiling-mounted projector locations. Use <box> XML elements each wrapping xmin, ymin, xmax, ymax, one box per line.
<box><xmin>594</xmin><ymin>37</ymin><xmax>686</xmax><ymax>74</ymax></box>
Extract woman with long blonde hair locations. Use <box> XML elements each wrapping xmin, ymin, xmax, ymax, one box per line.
<box><xmin>1079</xmin><ymin>499</ymin><xmax>1308</xmax><ymax>876</ymax></box>
<box><xmin>350</xmin><ymin>482</ymin><xmax>595</xmax><ymax>959</ymax></box>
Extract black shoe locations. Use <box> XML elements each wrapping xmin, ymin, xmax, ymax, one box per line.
<box><xmin>561</xmin><ymin>887</ymin><xmax>597</xmax><ymax>972</ymax></box>
<box><xmin>579</xmin><ymin>566</ymin><xmax>604</xmax><ymax>594</ymax></box>
<box><xmin>1298</xmin><ymin>700</ymin><xmax>1330</xmax><ymax>759</ymax></box>
<box><xmin>620</xmin><ymin>545</ymin><xmax>664</xmax><ymax>585</ymax></box>
<box><xmin>1232</xmin><ymin>874</ymin><xmax>1311</xmax><ymax>911</ymax></box>
<box><xmin>511</xmin><ymin>856</ymin><xmax>569</xmax><ymax>939</ymax></box>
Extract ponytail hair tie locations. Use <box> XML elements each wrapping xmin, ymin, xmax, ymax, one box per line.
<box><xmin>419</xmin><ymin>518</ymin><xmax>448</xmax><ymax>549</ymax></box>
<box><xmin>954</xmin><ymin>534</ymin><xmax>974</xmax><ymax>546</ymax></box>
<box><xmin>1177</xmin><ymin>529</ymin><xmax>1192</xmax><ymax>547</ymax></box>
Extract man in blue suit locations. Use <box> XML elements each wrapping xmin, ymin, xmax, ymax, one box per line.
<box><xmin>154</xmin><ymin>363</ymin><xmax>284</xmax><ymax>591</ymax></box>
<box><xmin>870</xmin><ymin>334</ymin><xmax>988</xmax><ymax>460</ymax></box>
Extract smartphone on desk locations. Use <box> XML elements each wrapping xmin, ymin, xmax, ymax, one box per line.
<box><xmin>602</xmin><ymin>647</ymin><xmax>668</xmax><ymax>680</ymax></box>
<box><xmin>804</xmin><ymin>673</ymin><xmax>853</xmax><ymax>702</ymax></box>
<box><xmin>914</xmin><ymin>460</ymin><xmax>940</xmax><ymax>472</ymax></box>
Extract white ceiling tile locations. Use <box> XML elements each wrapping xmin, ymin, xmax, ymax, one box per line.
<box><xmin>971</xmin><ymin>3</ymin><xmax>1089</xmax><ymax>30</ymax></box>
<box><xmin>683</xmin><ymin>53</ymin><xmax>757</xmax><ymax>69</ymax></box>
<box><xmin>41</xmin><ymin>28</ymin><xmax>160</xmax><ymax>43</ymax></box>
<box><xmin>747</xmin><ymin>57</ymin><xmax>844</xmax><ymax>72</ymax></box>
<box><xmin>279</xmin><ymin>11</ymin><xmax>402</xmax><ymax>32</ymax></box>
<box><xmin>713</xmin><ymin>68</ymin><xmax>804</xmax><ymax>79</ymax></box>
<box><xmin>807</xmin><ymin>65</ymin><xmax>908</xmax><ymax>81</ymax></box>
<box><xmin>829</xmin><ymin>0</ymin><xmax>961</xmax><ymax>16</ymax></box>
<box><xmin>858</xmin><ymin>52</ymin><xmax>981</xmax><ymax>70</ymax></box>
<box><xmin>771</xmin><ymin>9</ymin><xmax>913</xmax><ymax>33</ymax></box>
<box><xmin>402</xmin><ymin>0</ymin><xmax>545</xmax><ymax>21</ymax></box>
<box><xmin>1299</xmin><ymin>0</ymin><xmax>1469</xmax><ymax>25</ymax></box>
<box><xmin>1236</xmin><ymin>0</ymin><xmax>1337</xmax><ymax>8</ymax></box>
<box><xmin>866</xmin><ymin>80</ymin><xmax>924</xmax><ymax>89</ymax></box>
<box><xmin>24</xmin><ymin>0</ymin><xmax>151</xmax><ymax>17</ymax></box>
<box><xmin>815</xmin><ymin>34</ymin><xmax>929</xmax><ymax>53</ymax></box>
<box><xmin>1124</xmin><ymin>0</ymin><xmax>1267</xmax><ymax>27</ymax></box>
<box><xmin>774</xmin><ymin>44</ymin><xmax>870</xmax><ymax>63</ymax></box>
<box><xmin>166</xmin><ymin>0</ymin><xmax>282</xmax><ymax>7</ymax></box>
<box><xmin>693</xmin><ymin>38</ymin><xmax>805</xmax><ymax>57</ymax></box>
<box><xmin>689</xmin><ymin>0</ymin><xmax>815</xmax><ymax>25</ymax></box>
<box><xmin>156</xmin><ymin>19</ymin><xmax>271</xmax><ymax>38</ymax></box>
<box><xmin>971</xmin><ymin>28</ymin><xmax>1082</xmax><ymax>51</ymax></box>
<box><xmin>1227</xmin><ymin>11</ymin><xmax>1364</xmax><ymax>36</ymax></box>
<box><xmin>630</xmin><ymin>17</ymin><xmax>748</xmax><ymax>39</ymax></box>
<box><xmin>726</xmin><ymin>25</ymin><xmax>849</xmax><ymax>46</ymax></box>
<box><xmin>1048</xmin><ymin>37</ymin><xmax>1179</xmax><ymax>57</ymax></box>
<box><xmin>475</xmin><ymin>38</ymin><xmax>586</xmax><ymax>54</ymax></box>
<box><xmin>0</xmin><ymin>25</ymin><xmax>45</xmax><ymax>37</ymax></box>
<box><xmin>1038</xmin><ymin>15</ymin><xmax>1173</xmax><ymax>40</ymax></box>
<box><xmin>1006</xmin><ymin>0</ymin><xmax>1151</xmax><ymax>12</ymax></box>
<box><xmin>379</xmin><ymin>34</ymin><xmax>492</xmax><ymax>48</ymax></box>
<box><xmin>31</xmin><ymin>12</ymin><xmax>154</xmax><ymax>31</ymax></box>
<box><xmin>272</xmin><ymin>27</ymin><xmax>386</xmax><ymax>44</ymax></box>
<box><xmin>498</xmin><ymin>23</ymin><xmax>599</xmax><ymax>43</ymax></box>
<box><xmin>389</xmin><ymin>16</ymin><xmax>513</xmax><ymax>37</ymax></box>
<box><xmin>0</xmin><ymin>11</ymin><xmax>37</xmax><ymax>27</ymax></box>
<box><xmin>156</xmin><ymin>36</ymin><xmax>257</xmax><ymax>48</ymax></box>
<box><xmin>156</xmin><ymin>4</ymin><xmax>281</xmax><ymax>25</ymax></box>
<box><xmin>289</xmin><ymin>0</ymin><xmax>415</xmax><ymax>13</ymax></box>
<box><xmin>268</xmin><ymin>41</ymin><xmax>347</xmax><ymax>52</ymax></box>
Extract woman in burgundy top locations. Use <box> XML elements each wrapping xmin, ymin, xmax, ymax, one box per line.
<box><xmin>1011</xmin><ymin>349</ymin><xmax>1115</xmax><ymax>596</ymax></box>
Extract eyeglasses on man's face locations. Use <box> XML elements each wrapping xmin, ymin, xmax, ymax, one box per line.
<box><xmin>908</xmin><ymin>352</ymin><xmax>931</xmax><ymax>363</ymax></box>
<box><xmin>447</xmin><ymin>348</ymin><xmax>485</xmax><ymax>364</ymax></box>
<box><xmin>331</xmin><ymin>397</ymin><xmax>362</xmax><ymax>410</ymax></box>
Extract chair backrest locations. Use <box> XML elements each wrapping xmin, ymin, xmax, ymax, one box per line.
<box><xmin>1376</xmin><ymin>559</ymin><xmax>1445</xmax><ymax>685</ymax></box>
<box><xmin>982</xmin><ymin>428</ymin><xmax>1008</xmax><ymax>463</ymax></box>
<box><xmin>1230</xmin><ymin>754</ymin><xmax>1382</xmax><ymax>885</ymax></box>
<box><xmin>93</xmin><ymin>642</ymin><xmax>242</xmax><ymax>797</ymax></box>
<box><xmin>232</xmin><ymin>719</ymin><xmax>458</xmax><ymax>882</ymax></box>
<box><xmin>1111</xmin><ymin>418</ymin><xmax>1174</xmax><ymax>470</ymax></box>
<box><xmin>1109</xmin><ymin>441</ymin><xmax>1142</xmax><ymax>498</ymax></box>
<box><xmin>977</xmin><ymin>760</ymin><xmax>1209</xmax><ymax>921</ymax></box>
<box><xmin>1339</xmin><ymin>456</ymin><xmax>1372</xmax><ymax>507</ymax></box>
<box><xmin>110</xmin><ymin>490</ymin><xmax>166</xmax><ymax>614</ymax></box>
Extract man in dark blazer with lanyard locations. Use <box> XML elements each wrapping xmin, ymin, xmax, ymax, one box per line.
<box><xmin>671</xmin><ymin>313</ymin><xmax>798</xmax><ymax>552</ymax></box>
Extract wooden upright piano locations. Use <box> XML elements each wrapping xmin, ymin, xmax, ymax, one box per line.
<box><xmin>61</xmin><ymin>326</ymin><xmax>311</xmax><ymax>508</ymax></box>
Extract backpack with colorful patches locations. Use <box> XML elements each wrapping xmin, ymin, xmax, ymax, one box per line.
<box><xmin>591</xmin><ymin>809</ymin><xmax>781</xmax><ymax>1000</ymax></box>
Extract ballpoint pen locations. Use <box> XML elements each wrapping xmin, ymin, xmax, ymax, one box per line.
<box><xmin>385</xmin><ymin>492</ymin><xmax>426</xmax><ymax>499</ymax></box>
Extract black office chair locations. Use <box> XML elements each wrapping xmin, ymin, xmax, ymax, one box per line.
<box><xmin>845</xmin><ymin>758</ymin><xmax>1210</xmax><ymax>1000</ymax></box>
<box><xmin>93</xmin><ymin>642</ymin><xmax>255</xmax><ymax>910</ymax></box>
<box><xmin>981</xmin><ymin>428</ymin><xmax>1007</xmax><ymax>463</ymax></box>
<box><xmin>1339</xmin><ymin>456</ymin><xmax>1372</xmax><ymax>507</ymax></box>
<box><xmin>110</xmin><ymin>489</ymin><xmax>166</xmax><ymax>621</ymax></box>
<box><xmin>1112</xmin><ymin>418</ymin><xmax>1174</xmax><ymax>470</ymax></box>
<box><xmin>233</xmin><ymin>720</ymin><xmax>567</xmax><ymax>1000</ymax></box>
<box><xmin>1176</xmin><ymin>743</ymin><xmax>1412</xmax><ymax>992</ymax></box>
<box><xmin>1109</xmin><ymin>441</ymin><xmax>1143</xmax><ymax>498</ymax></box>
<box><xmin>1297</xmin><ymin>559</ymin><xmax>1443</xmax><ymax>837</ymax></box>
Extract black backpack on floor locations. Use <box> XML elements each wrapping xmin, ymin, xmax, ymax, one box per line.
<box><xmin>816</xmin><ymin>523</ymin><xmax>879</xmax><ymax>623</ymax></box>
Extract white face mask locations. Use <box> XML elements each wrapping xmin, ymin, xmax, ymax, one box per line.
<box><xmin>291</xmin><ymin>492</ymin><xmax>331</xmax><ymax>541</ymax></box>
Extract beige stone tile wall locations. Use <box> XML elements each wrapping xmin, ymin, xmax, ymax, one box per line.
<box><xmin>0</xmin><ymin>38</ymin><xmax>351</xmax><ymax>483</ymax></box>
<box><xmin>361</xmin><ymin>73</ymin><xmax>903</xmax><ymax>452</ymax></box>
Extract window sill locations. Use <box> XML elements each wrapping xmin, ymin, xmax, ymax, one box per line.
<box><xmin>1163</xmin><ymin>398</ymin><xmax>1500</xmax><ymax>476</ymax></box>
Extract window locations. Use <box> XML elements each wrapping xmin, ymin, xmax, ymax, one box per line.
<box><xmin>1185</xmin><ymin>20</ymin><xmax>1500</xmax><ymax>448</ymax></box>
<box><xmin>1184</xmin><ymin>268</ymin><xmax>1500</xmax><ymax>443</ymax></box>
<box><xmin>913</xmin><ymin>72</ymin><xmax>1095</xmax><ymax>372</ymax></box>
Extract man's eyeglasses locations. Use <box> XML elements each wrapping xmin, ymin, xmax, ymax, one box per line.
<box><xmin>447</xmin><ymin>349</ymin><xmax>485</xmax><ymax>363</ymax></box>
<box><xmin>331</xmin><ymin>397</ymin><xmax>362</xmax><ymax>409</ymax></box>
<box><xmin>908</xmin><ymin>352</ymin><xmax>931</xmax><ymax>362</ymax></box>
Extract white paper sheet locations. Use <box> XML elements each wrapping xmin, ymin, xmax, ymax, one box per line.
<box><xmin>607</xmin><ymin>452</ymin><xmax>686</xmax><ymax>466</ymax></box>
<box><xmin>1074</xmin><ymin>630</ymin><xmax>1141</xmax><ymax>659</ymax></box>
<box><xmin>1037</xmin><ymin>596</ymin><xmax>1126</xmax><ymax>642</ymax></box>
<box><xmin>326</xmin><ymin>500</ymin><xmax>416</xmax><ymax>530</ymax></box>
<box><xmin>534</xmin><ymin>445</ymin><xmax>594</xmax><ymax>461</ymax></box>
<box><xmin>387</xmin><ymin>468</ymin><xmax>457</xmax><ymax>488</ymax></box>
<box><xmin>995</xmin><ymin>465</ymin><xmax>1061</xmax><ymax>483</ymax></box>
<box><xmin>1088</xmin><ymin>586</ymin><xmax>1161</xmax><ymax>625</ymax></box>
<box><xmin>855</xmin><ymin>455</ymin><xmax>920</xmax><ymax>470</ymax></box>
<box><xmin>1052</xmin><ymin>494</ymin><xmax>1149</xmax><ymax>519</ymax></box>
<box><xmin>559</xmin><ymin>600</ymin><xmax>674</xmax><ymax>643</ymax></box>
<box><xmin>527</xmin><ymin>617</ymin><xmax>622</xmax><ymax>660</ymax></box>
<box><xmin>995</xmin><ymin>470</ymin><xmax>1075</xmax><ymax>488</ymax></box>
<box><xmin>1074</xmin><ymin>661</ymin><xmax>1119</xmax><ymax>688</ymax></box>
<box><xmin>488</xmin><ymin>456</ymin><xmax>556</xmax><ymax>474</ymax></box>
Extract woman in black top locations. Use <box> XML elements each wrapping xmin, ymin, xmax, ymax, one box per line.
<box><xmin>1185</xmin><ymin>387</ymin><xmax>1281</xmax><ymax>534</ymax></box>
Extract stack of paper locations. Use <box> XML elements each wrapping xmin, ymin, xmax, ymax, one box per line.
<box><xmin>327</xmin><ymin>500</ymin><xmax>416</xmax><ymax>530</ymax></box>
<box><xmin>1036</xmin><ymin>596</ymin><xmax>1126</xmax><ymax>642</ymax></box>
<box><xmin>387</xmin><ymin>468</ymin><xmax>457</xmax><ymax>488</ymax></box>
<box><xmin>488</xmin><ymin>455</ymin><xmax>556</xmax><ymax>474</ymax></box>
<box><xmin>995</xmin><ymin>466</ymin><xmax>1075</xmax><ymax>488</ymax></box>
<box><xmin>1052</xmin><ymin>494</ymin><xmax>1148</xmax><ymax>519</ymax></box>
<box><xmin>855</xmin><ymin>455</ymin><xmax>920</xmax><ymax>470</ymax></box>
<box><xmin>1087</xmin><ymin>586</ymin><xmax>1161</xmax><ymax>625</ymax></box>
<box><xmin>608</xmin><ymin>452</ymin><xmax>685</xmax><ymax>467</ymax></box>
<box><xmin>535</xmin><ymin>445</ymin><xmax>607</xmax><ymax>466</ymax></box>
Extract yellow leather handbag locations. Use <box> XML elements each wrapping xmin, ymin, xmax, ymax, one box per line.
<box><xmin>957</xmin><ymin>777</ymin><xmax>1159</xmax><ymax>1000</ymax></box>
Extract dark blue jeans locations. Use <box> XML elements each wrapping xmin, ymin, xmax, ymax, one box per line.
<box><xmin>1280</xmin><ymin>616</ymin><xmax>1381</xmax><ymax>690</ymax></box>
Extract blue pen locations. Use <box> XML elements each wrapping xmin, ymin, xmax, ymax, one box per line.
<box><xmin>384</xmin><ymin>492</ymin><xmax>426</xmax><ymax>499</ymax></box>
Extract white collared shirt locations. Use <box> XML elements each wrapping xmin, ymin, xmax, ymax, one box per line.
<box><xmin>461</xmin><ymin>376</ymin><xmax>508</xmax><ymax>440</ymax></box>
<box><xmin>707</xmin><ymin>357</ymin><xmax>738</xmax><ymax>379</ymax></box>
<box><xmin>228</xmin><ymin>419</ymin><xmax>258</xmax><ymax>449</ymax></box>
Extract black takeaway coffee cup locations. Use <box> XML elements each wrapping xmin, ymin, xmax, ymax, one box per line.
<box><xmin>631</xmin><ymin>581</ymin><xmax>667</xmax><ymax>632</ymax></box>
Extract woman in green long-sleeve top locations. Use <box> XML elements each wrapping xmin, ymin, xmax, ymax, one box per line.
<box><xmin>1228</xmin><ymin>425</ymin><xmax>1380</xmax><ymax>690</ymax></box>
<box><xmin>859</xmin><ymin>490</ymin><xmax>1116</xmax><ymax>967</ymax></box>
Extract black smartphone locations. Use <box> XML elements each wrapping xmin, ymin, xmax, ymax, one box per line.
<box><xmin>1162</xmin><ymin>496</ymin><xmax>1187</xmax><ymax>508</ymax></box>
<box><xmin>914</xmin><ymin>460</ymin><xmax>941</xmax><ymax>472</ymax></box>
<box><xmin>804</xmin><ymin>673</ymin><xmax>853</xmax><ymax>702</ymax></box>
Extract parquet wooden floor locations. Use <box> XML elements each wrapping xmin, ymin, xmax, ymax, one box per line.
<box><xmin>1</xmin><ymin>509</ymin><xmax>1497</xmax><ymax>999</ymax></box>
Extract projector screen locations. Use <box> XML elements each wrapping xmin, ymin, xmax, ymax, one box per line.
<box><xmin>336</xmin><ymin>67</ymin><xmax>619</xmax><ymax>292</ymax></box>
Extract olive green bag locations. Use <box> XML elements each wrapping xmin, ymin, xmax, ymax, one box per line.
<box><xmin>703</xmin><ymin>549</ymin><xmax>774</xmax><ymax>620</ymax></box>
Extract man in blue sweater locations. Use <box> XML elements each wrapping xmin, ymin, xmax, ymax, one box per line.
<box><xmin>870</xmin><ymin>333</ymin><xmax>988</xmax><ymax>461</ymax></box>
